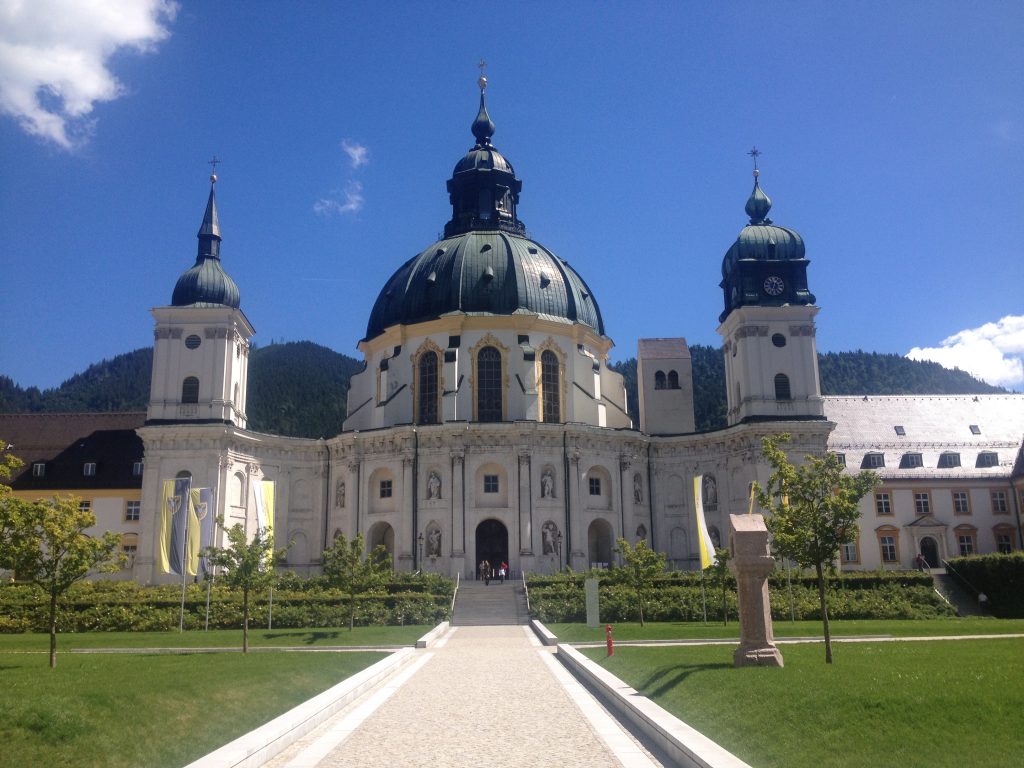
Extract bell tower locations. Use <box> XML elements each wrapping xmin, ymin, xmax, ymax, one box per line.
<box><xmin>717</xmin><ymin>150</ymin><xmax>823</xmax><ymax>425</ymax></box>
<box><xmin>147</xmin><ymin>168</ymin><xmax>254</xmax><ymax>427</ymax></box>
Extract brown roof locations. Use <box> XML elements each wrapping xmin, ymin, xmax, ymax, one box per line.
<box><xmin>0</xmin><ymin>412</ymin><xmax>146</xmax><ymax>491</ymax></box>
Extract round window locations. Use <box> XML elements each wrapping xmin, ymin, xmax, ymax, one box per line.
<box><xmin>772</xmin><ymin>333</ymin><xmax>786</xmax><ymax>348</ymax></box>
<box><xmin>185</xmin><ymin>334</ymin><xmax>202</xmax><ymax>350</ymax></box>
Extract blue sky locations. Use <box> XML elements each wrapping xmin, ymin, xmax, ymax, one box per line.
<box><xmin>2</xmin><ymin>1</ymin><xmax>1022</xmax><ymax>392</ymax></box>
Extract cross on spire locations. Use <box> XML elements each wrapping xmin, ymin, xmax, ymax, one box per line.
<box><xmin>477</xmin><ymin>59</ymin><xmax>487</xmax><ymax>92</ymax></box>
<box><xmin>747</xmin><ymin>146</ymin><xmax>761</xmax><ymax>171</ymax></box>
<box><xmin>208</xmin><ymin>155</ymin><xmax>220</xmax><ymax>184</ymax></box>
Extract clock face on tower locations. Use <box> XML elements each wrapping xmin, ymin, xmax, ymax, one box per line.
<box><xmin>763</xmin><ymin>275</ymin><xmax>785</xmax><ymax>296</ymax></box>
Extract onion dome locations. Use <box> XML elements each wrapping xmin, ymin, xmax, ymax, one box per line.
<box><xmin>719</xmin><ymin>163</ymin><xmax>814</xmax><ymax>322</ymax></box>
<box><xmin>171</xmin><ymin>177</ymin><xmax>241</xmax><ymax>308</ymax></box>
<box><xmin>365</xmin><ymin>78</ymin><xmax>603</xmax><ymax>341</ymax></box>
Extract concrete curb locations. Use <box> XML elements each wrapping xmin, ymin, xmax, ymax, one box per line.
<box><xmin>556</xmin><ymin>643</ymin><xmax>753</xmax><ymax>768</ymax></box>
<box><xmin>530</xmin><ymin>618</ymin><xmax>558</xmax><ymax>646</ymax></box>
<box><xmin>415</xmin><ymin>621</ymin><xmax>450</xmax><ymax>648</ymax></box>
<box><xmin>182</xmin><ymin>647</ymin><xmax>418</xmax><ymax>768</ymax></box>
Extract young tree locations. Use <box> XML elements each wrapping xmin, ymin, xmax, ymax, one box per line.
<box><xmin>612</xmin><ymin>537</ymin><xmax>666</xmax><ymax>627</ymax></box>
<box><xmin>321</xmin><ymin>532</ymin><xmax>391</xmax><ymax>630</ymax></box>
<box><xmin>13</xmin><ymin>496</ymin><xmax>123</xmax><ymax>668</ymax></box>
<box><xmin>205</xmin><ymin>521</ymin><xmax>287</xmax><ymax>652</ymax></box>
<box><xmin>0</xmin><ymin>443</ymin><xmax>25</xmax><ymax>572</ymax></box>
<box><xmin>756</xmin><ymin>434</ymin><xmax>880</xmax><ymax>664</ymax></box>
<box><xmin>711</xmin><ymin>547</ymin><xmax>732</xmax><ymax>626</ymax></box>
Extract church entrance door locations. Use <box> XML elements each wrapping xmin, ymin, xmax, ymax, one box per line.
<box><xmin>920</xmin><ymin>536</ymin><xmax>939</xmax><ymax>568</ymax></box>
<box><xmin>475</xmin><ymin>519</ymin><xmax>508</xmax><ymax>579</ymax></box>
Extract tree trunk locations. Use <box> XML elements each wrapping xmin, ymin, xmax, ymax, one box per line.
<box><xmin>242</xmin><ymin>587</ymin><xmax>249</xmax><ymax>654</ymax></box>
<box><xmin>349</xmin><ymin>594</ymin><xmax>355</xmax><ymax>631</ymax></box>
<box><xmin>49</xmin><ymin>590</ymin><xmax>58</xmax><ymax>669</ymax></box>
<box><xmin>816</xmin><ymin>561</ymin><xmax>832</xmax><ymax>664</ymax></box>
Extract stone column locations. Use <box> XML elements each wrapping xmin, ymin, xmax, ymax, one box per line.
<box><xmin>451</xmin><ymin>449</ymin><xmax>465</xmax><ymax>556</ymax></box>
<box><xmin>518</xmin><ymin>452</ymin><xmax>532</xmax><ymax>555</ymax></box>
<box><xmin>399</xmin><ymin>456</ymin><xmax>414</xmax><ymax>571</ymax></box>
<box><xmin>567</xmin><ymin>450</ymin><xmax>583</xmax><ymax>569</ymax></box>
<box><xmin>619</xmin><ymin>456</ymin><xmax>632</xmax><ymax>543</ymax></box>
<box><xmin>728</xmin><ymin>513</ymin><xmax>783</xmax><ymax>668</ymax></box>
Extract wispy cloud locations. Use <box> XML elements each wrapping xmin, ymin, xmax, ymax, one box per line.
<box><xmin>341</xmin><ymin>139</ymin><xmax>369</xmax><ymax>168</ymax></box>
<box><xmin>0</xmin><ymin>0</ymin><xmax>178</xmax><ymax>150</ymax></box>
<box><xmin>314</xmin><ymin>181</ymin><xmax>364</xmax><ymax>216</ymax></box>
<box><xmin>907</xmin><ymin>315</ymin><xmax>1024</xmax><ymax>390</ymax></box>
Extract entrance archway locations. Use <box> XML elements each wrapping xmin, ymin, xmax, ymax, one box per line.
<box><xmin>588</xmin><ymin>519</ymin><xmax>613</xmax><ymax>569</ymax></box>
<box><xmin>475</xmin><ymin>519</ymin><xmax>508</xmax><ymax>577</ymax></box>
<box><xmin>367</xmin><ymin>522</ymin><xmax>395</xmax><ymax>567</ymax></box>
<box><xmin>920</xmin><ymin>536</ymin><xmax>939</xmax><ymax>568</ymax></box>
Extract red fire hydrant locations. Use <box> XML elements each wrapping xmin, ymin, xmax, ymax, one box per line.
<box><xmin>605</xmin><ymin>624</ymin><xmax>614</xmax><ymax>657</ymax></box>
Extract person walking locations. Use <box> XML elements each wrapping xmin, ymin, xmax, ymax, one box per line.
<box><xmin>499</xmin><ymin>561</ymin><xmax>508</xmax><ymax>583</ymax></box>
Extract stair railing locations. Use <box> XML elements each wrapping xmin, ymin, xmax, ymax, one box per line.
<box><xmin>521</xmin><ymin>570</ymin><xmax>530</xmax><ymax>613</ymax></box>
<box><xmin>450</xmin><ymin>572</ymin><xmax>460</xmax><ymax>616</ymax></box>
<box><xmin>941</xmin><ymin>559</ymin><xmax>984</xmax><ymax>603</ymax></box>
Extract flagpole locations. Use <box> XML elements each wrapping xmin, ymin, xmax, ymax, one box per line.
<box><xmin>204</xmin><ymin>484</ymin><xmax>221</xmax><ymax>633</ymax></box>
<box><xmin>700</xmin><ymin>566</ymin><xmax>708</xmax><ymax>623</ymax></box>
<box><xmin>178</xmin><ymin>491</ymin><xmax>190</xmax><ymax>633</ymax></box>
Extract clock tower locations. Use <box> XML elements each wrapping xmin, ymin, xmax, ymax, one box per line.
<box><xmin>717</xmin><ymin>155</ymin><xmax>824</xmax><ymax>425</ymax></box>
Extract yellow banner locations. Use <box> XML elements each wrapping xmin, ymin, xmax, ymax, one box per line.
<box><xmin>693</xmin><ymin>475</ymin><xmax>716</xmax><ymax>569</ymax></box>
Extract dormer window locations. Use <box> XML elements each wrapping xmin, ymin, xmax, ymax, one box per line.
<box><xmin>969</xmin><ymin>424</ymin><xmax>981</xmax><ymax>435</ymax></box>
<box><xmin>937</xmin><ymin>452</ymin><xmax>961</xmax><ymax>469</ymax></box>
<box><xmin>83</xmin><ymin>462</ymin><xmax>97</xmax><ymax>477</ymax></box>
<box><xmin>32</xmin><ymin>462</ymin><xmax>45</xmax><ymax>478</ymax></box>
<box><xmin>899</xmin><ymin>453</ymin><xmax>923</xmax><ymax>469</ymax></box>
<box><xmin>894</xmin><ymin>426</ymin><xmax>906</xmax><ymax>436</ymax></box>
<box><xmin>976</xmin><ymin>452</ymin><xmax>999</xmax><ymax>468</ymax></box>
<box><xmin>862</xmin><ymin>453</ymin><xmax>885</xmax><ymax>469</ymax></box>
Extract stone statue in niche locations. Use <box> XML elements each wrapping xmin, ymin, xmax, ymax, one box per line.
<box><xmin>427</xmin><ymin>471</ymin><xmax>441</xmax><ymax>500</ymax></box>
<box><xmin>704</xmin><ymin>475</ymin><xmax>718</xmax><ymax>508</ymax></box>
<box><xmin>336</xmin><ymin>480</ymin><xmax>345</xmax><ymax>508</ymax></box>
<box><xmin>636</xmin><ymin>524</ymin><xmax>647</xmax><ymax>539</ymax></box>
<box><xmin>541</xmin><ymin>469</ymin><xmax>555</xmax><ymax>499</ymax></box>
<box><xmin>633</xmin><ymin>473</ymin><xmax>643</xmax><ymax>504</ymax></box>
<box><xmin>427</xmin><ymin>526</ymin><xmax>442</xmax><ymax>557</ymax></box>
<box><xmin>542</xmin><ymin>521</ymin><xmax>559</xmax><ymax>555</ymax></box>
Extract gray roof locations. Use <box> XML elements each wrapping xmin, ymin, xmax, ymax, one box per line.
<box><xmin>824</xmin><ymin>394</ymin><xmax>1024</xmax><ymax>480</ymax></box>
<box><xmin>638</xmin><ymin>338</ymin><xmax>690</xmax><ymax>359</ymax></box>
<box><xmin>365</xmin><ymin>230</ymin><xmax>604</xmax><ymax>341</ymax></box>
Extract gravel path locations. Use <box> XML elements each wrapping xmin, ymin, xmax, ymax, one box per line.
<box><xmin>265</xmin><ymin>625</ymin><xmax>660</xmax><ymax>768</ymax></box>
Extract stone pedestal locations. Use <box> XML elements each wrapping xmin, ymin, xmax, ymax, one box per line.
<box><xmin>728</xmin><ymin>514</ymin><xmax>784</xmax><ymax>668</ymax></box>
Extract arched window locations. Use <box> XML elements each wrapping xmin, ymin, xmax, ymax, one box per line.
<box><xmin>541</xmin><ymin>350</ymin><xmax>561</xmax><ymax>423</ymax></box>
<box><xmin>774</xmin><ymin>373</ymin><xmax>791</xmax><ymax>400</ymax></box>
<box><xmin>417</xmin><ymin>351</ymin><xmax>439</xmax><ymax>425</ymax></box>
<box><xmin>654</xmin><ymin>370</ymin><xmax>666</xmax><ymax>390</ymax></box>
<box><xmin>181</xmin><ymin>376</ymin><xmax>199</xmax><ymax>404</ymax></box>
<box><xmin>667</xmin><ymin>370</ymin><xmax>680</xmax><ymax>389</ymax></box>
<box><xmin>477</xmin><ymin>346</ymin><xmax>502</xmax><ymax>422</ymax></box>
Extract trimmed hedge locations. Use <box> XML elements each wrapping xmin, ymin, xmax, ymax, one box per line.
<box><xmin>526</xmin><ymin>570</ymin><xmax>956</xmax><ymax>623</ymax></box>
<box><xmin>0</xmin><ymin>576</ymin><xmax>455</xmax><ymax>633</ymax></box>
<box><xmin>946</xmin><ymin>552</ymin><xmax>1024</xmax><ymax>618</ymax></box>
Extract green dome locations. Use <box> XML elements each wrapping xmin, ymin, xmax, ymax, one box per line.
<box><xmin>365</xmin><ymin>81</ymin><xmax>603</xmax><ymax>341</ymax></box>
<box><xmin>171</xmin><ymin>186</ymin><xmax>241</xmax><ymax>309</ymax></box>
<box><xmin>365</xmin><ymin>230</ymin><xmax>604</xmax><ymax>340</ymax></box>
<box><xmin>719</xmin><ymin>176</ymin><xmax>814</xmax><ymax>322</ymax></box>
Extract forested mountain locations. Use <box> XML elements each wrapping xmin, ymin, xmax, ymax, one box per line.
<box><xmin>247</xmin><ymin>342</ymin><xmax>363</xmax><ymax>437</ymax></box>
<box><xmin>0</xmin><ymin>343</ymin><xmax>363</xmax><ymax>439</ymax></box>
<box><xmin>1</xmin><ymin>343</ymin><xmax>1004</xmax><ymax>437</ymax></box>
<box><xmin>611</xmin><ymin>346</ymin><xmax>1003</xmax><ymax>432</ymax></box>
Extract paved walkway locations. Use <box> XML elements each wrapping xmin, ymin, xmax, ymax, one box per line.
<box><xmin>263</xmin><ymin>625</ymin><xmax>662</xmax><ymax>768</ymax></box>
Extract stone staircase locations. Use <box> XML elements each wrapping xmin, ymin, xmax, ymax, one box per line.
<box><xmin>931</xmin><ymin>571</ymin><xmax>992</xmax><ymax>617</ymax></box>
<box><xmin>451</xmin><ymin>580</ymin><xmax>530</xmax><ymax>626</ymax></box>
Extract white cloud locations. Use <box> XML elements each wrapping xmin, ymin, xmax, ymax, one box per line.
<box><xmin>907</xmin><ymin>315</ymin><xmax>1024</xmax><ymax>390</ymax></box>
<box><xmin>341</xmin><ymin>139</ymin><xmax>369</xmax><ymax>168</ymax></box>
<box><xmin>0</xmin><ymin>0</ymin><xmax>177</xmax><ymax>149</ymax></box>
<box><xmin>314</xmin><ymin>181</ymin><xmax>364</xmax><ymax>216</ymax></box>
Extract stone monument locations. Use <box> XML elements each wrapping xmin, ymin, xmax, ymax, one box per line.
<box><xmin>728</xmin><ymin>513</ymin><xmax>784</xmax><ymax>668</ymax></box>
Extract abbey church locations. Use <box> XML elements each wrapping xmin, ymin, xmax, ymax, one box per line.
<box><xmin>7</xmin><ymin>79</ymin><xmax>1022</xmax><ymax>581</ymax></box>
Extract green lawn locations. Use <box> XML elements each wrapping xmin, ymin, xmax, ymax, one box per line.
<box><xmin>0</xmin><ymin>624</ymin><xmax>430</xmax><ymax>652</ymax></box>
<box><xmin>0</xmin><ymin>650</ymin><xmax>386</xmax><ymax>768</ymax></box>
<box><xmin>548</xmin><ymin>617</ymin><xmax>1024</xmax><ymax>643</ymax></box>
<box><xmin>582</xmin><ymin>638</ymin><xmax>1024</xmax><ymax>768</ymax></box>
